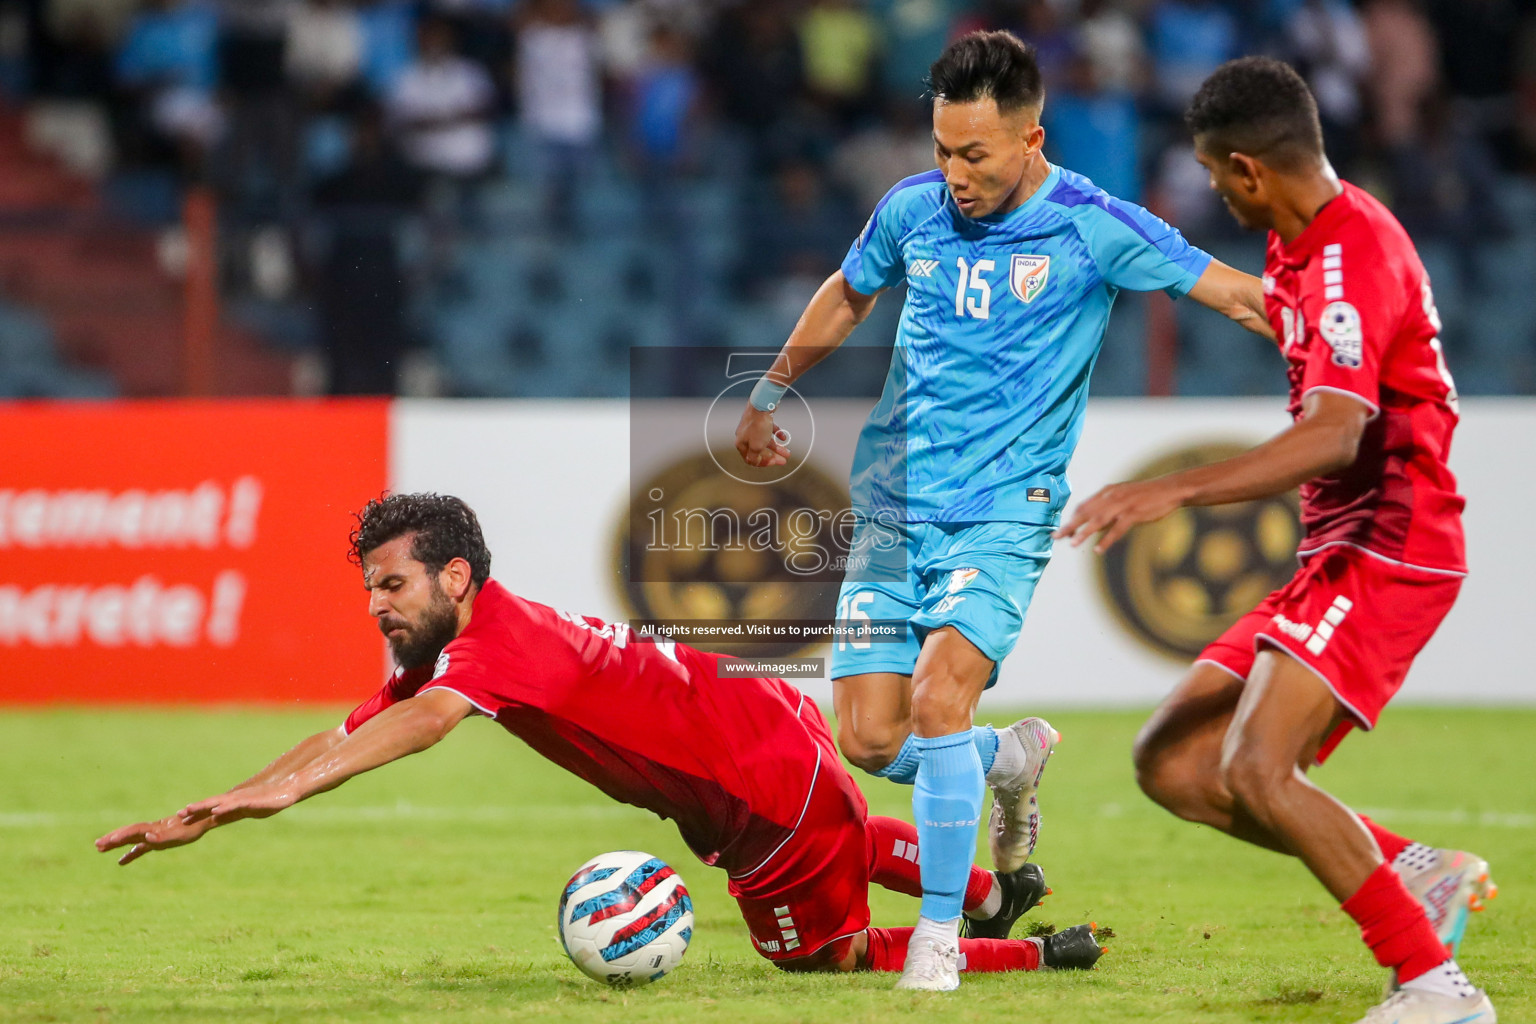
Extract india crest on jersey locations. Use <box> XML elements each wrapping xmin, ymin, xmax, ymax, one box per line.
<box><xmin>1010</xmin><ymin>254</ymin><xmax>1050</xmax><ymax>303</ymax></box>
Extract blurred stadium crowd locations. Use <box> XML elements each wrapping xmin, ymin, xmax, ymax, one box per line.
<box><xmin>1</xmin><ymin>0</ymin><xmax>1535</xmax><ymax>398</ymax></box>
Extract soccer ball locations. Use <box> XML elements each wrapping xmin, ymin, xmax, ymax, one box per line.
<box><xmin>558</xmin><ymin>850</ymin><xmax>693</xmax><ymax>988</ymax></box>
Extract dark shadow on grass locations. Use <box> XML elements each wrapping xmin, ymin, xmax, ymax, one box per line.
<box><xmin>1257</xmin><ymin>989</ymin><xmax>1324</xmax><ymax>1005</ymax></box>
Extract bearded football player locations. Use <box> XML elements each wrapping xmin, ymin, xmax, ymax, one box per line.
<box><xmin>98</xmin><ymin>493</ymin><xmax>1104</xmax><ymax>978</ymax></box>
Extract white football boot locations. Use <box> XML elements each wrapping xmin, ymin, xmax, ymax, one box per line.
<box><xmin>1385</xmin><ymin>847</ymin><xmax>1497</xmax><ymax>994</ymax></box>
<box><xmin>1398</xmin><ymin>847</ymin><xmax>1497</xmax><ymax>954</ymax></box>
<box><xmin>895</xmin><ymin>935</ymin><xmax>961</xmax><ymax>992</ymax></box>
<box><xmin>1352</xmin><ymin>986</ymin><xmax>1496</xmax><ymax>1024</ymax></box>
<box><xmin>987</xmin><ymin>717</ymin><xmax>1059</xmax><ymax>873</ymax></box>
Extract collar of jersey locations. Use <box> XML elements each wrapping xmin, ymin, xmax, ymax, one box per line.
<box><xmin>962</xmin><ymin>163</ymin><xmax>1062</xmax><ymax>227</ymax></box>
<box><xmin>1273</xmin><ymin>179</ymin><xmax>1358</xmax><ymax>266</ymax></box>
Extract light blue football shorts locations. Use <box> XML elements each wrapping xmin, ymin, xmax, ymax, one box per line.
<box><xmin>828</xmin><ymin>518</ymin><xmax>1053</xmax><ymax>689</ymax></box>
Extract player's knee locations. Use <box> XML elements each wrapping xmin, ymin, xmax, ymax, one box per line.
<box><xmin>771</xmin><ymin>940</ymin><xmax>852</xmax><ymax>973</ymax></box>
<box><xmin>910</xmin><ymin>679</ymin><xmax>975</xmax><ymax>737</ymax></box>
<box><xmin>1133</xmin><ymin>724</ymin><xmax>1191</xmax><ymax>800</ymax></box>
<box><xmin>1131</xmin><ymin>737</ymin><xmax>1178</xmax><ymax>807</ymax></box>
<box><xmin>837</xmin><ymin>720</ymin><xmax>907</xmax><ymax>774</ymax></box>
<box><xmin>1220</xmin><ymin>744</ymin><xmax>1286</xmax><ymax>821</ymax></box>
<box><xmin>1134</xmin><ymin>743</ymin><xmax>1203</xmax><ymax>819</ymax></box>
<box><xmin>1130</xmin><ymin>721</ymin><xmax>1162</xmax><ymax>783</ymax></box>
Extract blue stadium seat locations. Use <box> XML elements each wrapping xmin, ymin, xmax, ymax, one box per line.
<box><xmin>0</xmin><ymin>301</ymin><xmax>117</xmax><ymax>397</ymax></box>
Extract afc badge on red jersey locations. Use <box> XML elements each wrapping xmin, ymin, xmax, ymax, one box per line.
<box><xmin>1319</xmin><ymin>300</ymin><xmax>1364</xmax><ymax>368</ymax></box>
<box><xmin>1010</xmin><ymin>254</ymin><xmax>1050</xmax><ymax>303</ymax></box>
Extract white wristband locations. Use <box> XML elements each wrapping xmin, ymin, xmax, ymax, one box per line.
<box><xmin>749</xmin><ymin>376</ymin><xmax>789</xmax><ymax>412</ymax></box>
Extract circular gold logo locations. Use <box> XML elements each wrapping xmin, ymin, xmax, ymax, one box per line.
<box><xmin>614</xmin><ymin>451</ymin><xmax>851</xmax><ymax>657</ymax></box>
<box><xmin>1097</xmin><ymin>442</ymin><xmax>1300</xmax><ymax>660</ymax></box>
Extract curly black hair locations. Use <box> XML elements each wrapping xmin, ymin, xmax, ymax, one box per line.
<box><xmin>926</xmin><ymin>30</ymin><xmax>1043</xmax><ymax>114</ymax></box>
<box><xmin>1184</xmin><ymin>57</ymin><xmax>1323</xmax><ymax>169</ymax></box>
<box><xmin>348</xmin><ymin>492</ymin><xmax>492</xmax><ymax>586</ymax></box>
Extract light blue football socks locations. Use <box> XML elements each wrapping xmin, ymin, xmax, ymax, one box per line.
<box><xmin>911</xmin><ymin>730</ymin><xmax>985</xmax><ymax>922</ymax></box>
<box><xmin>871</xmin><ymin>733</ymin><xmax>923</xmax><ymax>783</ymax></box>
<box><xmin>872</xmin><ymin>726</ymin><xmax>999</xmax><ymax>785</ymax></box>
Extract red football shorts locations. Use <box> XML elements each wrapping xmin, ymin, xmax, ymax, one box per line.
<box><xmin>1198</xmin><ymin>544</ymin><xmax>1462</xmax><ymax>763</ymax></box>
<box><xmin>727</xmin><ymin>696</ymin><xmax>872</xmax><ymax>965</ymax></box>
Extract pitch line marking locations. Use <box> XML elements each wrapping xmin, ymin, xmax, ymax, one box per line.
<box><xmin>1094</xmin><ymin>803</ymin><xmax>1533</xmax><ymax>830</ymax></box>
<box><xmin>3</xmin><ymin>803</ymin><xmax>1531</xmax><ymax>831</ymax></box>
<box><xmin>0</xmin><ymin>803</ymin><xmax>642</xmax><ymax>830</ymax></box>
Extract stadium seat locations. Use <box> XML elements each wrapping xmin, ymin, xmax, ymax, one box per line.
<box><xmin>0</xmin><ymin>300</ymin><xmax>117</xmax><ymax>398</ymax></box>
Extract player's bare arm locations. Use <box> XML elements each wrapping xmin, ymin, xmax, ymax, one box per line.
<box><xmin>96</xmin><ymin>691</ymin><xmax>472</xmax><ymax>865</ymax></box>
<box><xmin>94</xmin><ymin>812</ymin><xmax>218</xmax><ymax>866</ymax></box>
<box><xmin>178</xmin><ymin>688</ymin><xmax>474</xmax><ymax>827</ymax></box>
<box><xmin>1056</xmin><ymin>389</ymin><xmax>1370</xmax><ymax>553</ymax></box>
<box><xmin>237</xmin><ymin>724</ymin><xmax>350</xmax><ymax>787</ymax></box>
<box><xmin>735</xmin><ymin>270</ymin><xmax>878</xmax><ymax>468</ymax></box>
<box><xmin>1186</xmin><ymin>259</ymin><xmax>1275</xmax><ymax>341</ymax></box>
<box><xmin>93</xmin><ymin>723</ymin><xmax>349</xmax><ymax>865</ymax></box>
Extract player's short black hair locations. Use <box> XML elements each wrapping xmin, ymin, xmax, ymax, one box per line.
<box><xmin>349</xmin><ymin>492</ymin><xmax>492</xmax><ymax>586</ymax></box>
<box><xmin>1184</xmin><ymin>56</ymin><xmax>1324</xmax><ymax>170</ymax></box>
<box><xmin>926</xmin><ymin>30</ymin><xmax>1044</xmax><ymax>115</ymax></box>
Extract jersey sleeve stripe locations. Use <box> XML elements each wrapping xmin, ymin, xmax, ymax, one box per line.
<box><xmin>1047</xmin><ymin>177</ymin><xmax>1157</xmax><ymax>244</ymax></box>
<box><xmin>1299</xmin><ymin>384</ymin><xmax>1380</xmax><ymax>419</ymax></box>
<box><xmin>858</xmin><ymin>169</ymin><xmax>945</xmax><ymax>248</ymax></box>
<box><xmin>418</xmin><ymin>684</ymin><xmax>497</xmax><ymax>718</ymax></box>
<box><xmin>1046</xmin><ymin>174</ymin><xmax>1211</xmax><ymax>277</ymax></box>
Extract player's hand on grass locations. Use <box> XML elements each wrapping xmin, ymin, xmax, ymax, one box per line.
<box><xmin>178</xmin><ymin>783</ymin><xmax>299</xmax><ymax>826</ymax></box>
<box><xmin>95</xmin><ymin>813</ymin><xmax>215</xmax><ymax>866</ymax></box>
<box><xmin>1055</xmin><ymin>478</ymin><xmax>1187</xmax><ymax>554</ymax></box>
<box><xmin>735</xmin><ymin>406</ymin><xmax>792</xmax><ymax>468</ymax></box>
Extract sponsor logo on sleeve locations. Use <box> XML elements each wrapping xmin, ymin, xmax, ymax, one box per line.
<box><xmin>1009</xmin><ymin>254</ymin><xmax>1051</xmax><ymax>303</ymax></box>
<box><xmin>856</xmin><ymin>212</ymin><xmax>875</xmax><ymax>251</ymax></box>
<box><xmin>1319</xmin><ymin>300</ymin><xmax>1363</xmax><ymax>368</ymax></box>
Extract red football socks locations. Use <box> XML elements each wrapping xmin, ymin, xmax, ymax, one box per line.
<box><xmin>863</xmin><ymin>927</ymin><xmax>1041</xmax><ymax>973</ymax></box>
<box><xmin>1341</xmin><ymin>861</ymin><xmax>1450</xmax><ymax>983</ymax></box>
<box><xmin>1358</xmin><ymin>815</ymin><xmax>1413</xmax><ymax>862</ymax></box>
<box><xmin>864</xmin><ymin>815</ymin><xmax>994</xmax><ymax>911</ymax></box>
<box><xmin>960</xmin><ymin>934</ymin><xmax>1042</xmax><ymax>972</ymax></box>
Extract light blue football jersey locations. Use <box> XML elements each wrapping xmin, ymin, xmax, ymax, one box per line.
<box><xmin>840</xmin><ymin>164</ymin><xmax>1213</xmax><ymax>523</ymax></box>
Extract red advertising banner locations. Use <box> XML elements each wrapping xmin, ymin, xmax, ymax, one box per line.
<box><xmin>0</xmin><ymin>401</ymin><xmax>389</xmax><ymax>702</ymax></box>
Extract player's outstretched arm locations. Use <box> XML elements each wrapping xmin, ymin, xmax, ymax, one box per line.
<box><xmin>736</xmin><ymin>270</ymin><xmax>878</xmax><ymax>468</ymax></box>
<box><xmin>177</xmin><ymin>688</ymin><xmax>475</xmax><ymax>828</ymax></box>
<box><xmin>94</xmin><ymin>722</ymin><xmax>351</xmax><ymax>865</ymax></box>
<box><xmin>95</xmin><ymin>813</ymin><xmax>219</xmax><ymax>866</ymax></box>
<box><xmin>1186</xmin><ymin>260</ymin><xmax>1276</xmax><ymax>341</ymax></box>
<box><xmin>95</xmin><ymin>690</ymin><xmax>473</xmax><ymax>865</ymax></box>
<box><xmin>1055</xmin><ymin>390</ymin><xmax>1370</xmax><ymax>553</ymax></box>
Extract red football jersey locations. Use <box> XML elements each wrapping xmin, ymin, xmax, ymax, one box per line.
<box><xmin>1263</xmin><ymin>180</ymin><xmax>1466</xmax><ymax>573</ymax></box>
<box><xmin>344</xmin><ymin>580</ymin><xmax>827</xmax><ymax>875</ymax></box>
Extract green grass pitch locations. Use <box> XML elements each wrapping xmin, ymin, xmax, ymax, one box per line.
<box><xmin>2</xmin><ymin>706</ymin><xmax>1531</xmax><ymax>1022</ymax></box>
